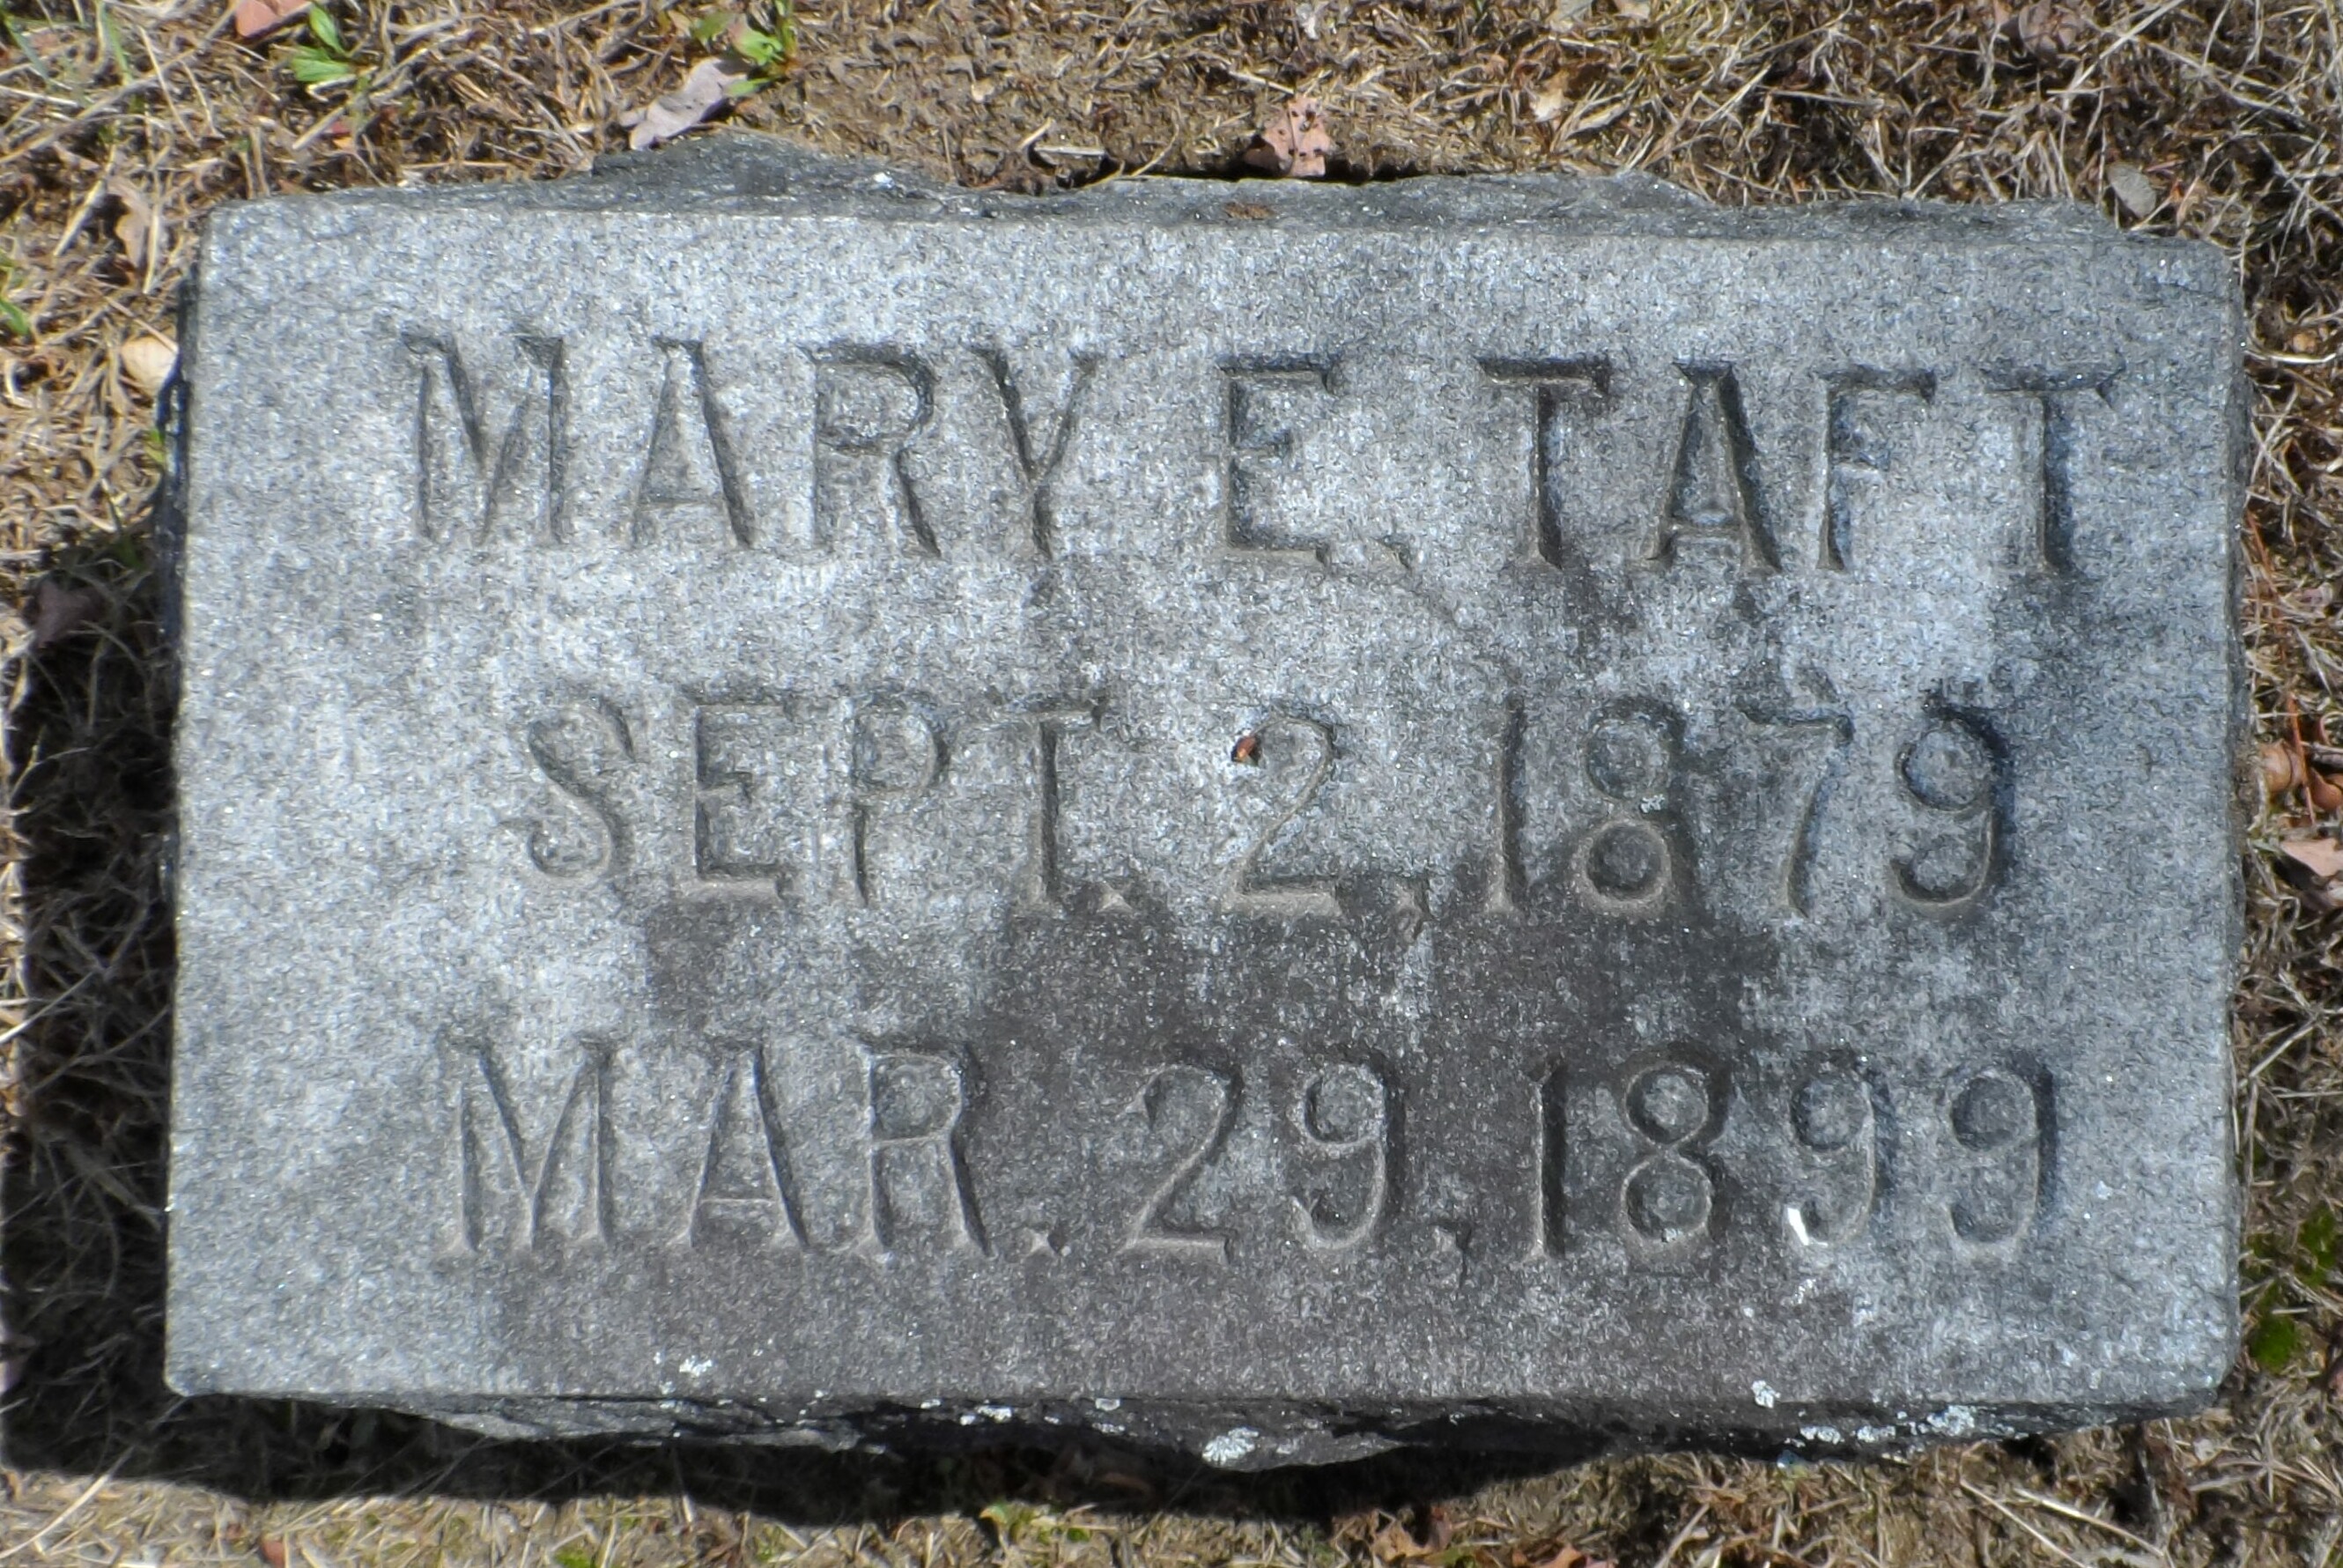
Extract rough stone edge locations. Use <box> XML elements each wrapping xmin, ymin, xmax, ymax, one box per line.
<box><xmin>241</xmin><ymin>1390</ymin><xmax>2221</xmax><ymax>1471</ymax></box>
<box><xmin>177</xmin><ymin>131</ymin><xmax>2177</xmax><ymax>251</ymax></box>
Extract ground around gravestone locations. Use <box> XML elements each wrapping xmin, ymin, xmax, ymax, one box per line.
<box><xmin>2</xmin><ymin>3</ymin><xmax>2341</xmax><ymax>1566</ymax></box>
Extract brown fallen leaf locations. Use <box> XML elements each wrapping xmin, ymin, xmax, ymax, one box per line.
<box><xmin>107</xmin><ymin>177</ymin><xmax>156</xmax><ymax>271</ymax></box>
<box><xmin>2316</xmin><ymin>771</ymin><xmax>2343</xmax><ymax>814</ymax></box>
<box><xmin>121</xmin><ymin>334</ymin><xmax>176</xmax><ymax>396</ymax></box>
<box><xmin>28</xmin><ymin>580</ymin><xmax>100</xmax><ymax>652</ymax></box>
<box><xmin>1231</xmin><ymin>732</ymin><xmax>1261</xmax><ymax>765</ymax></box>
<box><xmin>620</xmin><ymin>55</ymin><xmax>751</xmax><ymax>151</ymax></box>
<box><xmin>257</xmin><ymin>1535</ymin><xmax>288</xmax><ymax>1568</ymax></box>
<box><xmin>1242</xmin><ymin>95</ymin><xmax>1334</xmax><ymax>179</ymax></box>
<box><xmin>1223</xmin><ymin>200</ymin><xmax>1275</xmax><ymax>220</ymax></box>
<box><xmin>1613</xmin><ymin>0</ymin><xmax>1652</xmax><ymax>18</ymax></box>
<box><xmin>2280</xmin><ymin>838</ymin><xmax>2343</xmax><ymax>878</ymax></box>
<box><xmin>1996</xmin><ymin>0</ymin><xmax>2084</xmax><ymax>63</ymax></box>
<box><xmin>1531</xmin><ymin>84</ymin><xmax>1571</xmax><ymax>122</ymax></box>
<box><xmin>1548</xmin><ymin>0</ymin><xmax>1595</xmax><ymax>29</ymax></box>
<box><xmin>233</xmin><ymin>0</ymin><xmax>311</xmax><ymax>39</ymax></box>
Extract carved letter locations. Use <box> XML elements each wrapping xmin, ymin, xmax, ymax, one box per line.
<box><xmin>633</xmin><ymin>338</ymin><xmax>751</xmax><ymax>548</ymax></box>
<box><xmin>1223</xmin><ymin>357</ymin><xmax>1338</xmax><ymax>562</ymax></box>
<box><xmin>849</xmin><ymin>698</ymin><xmax>944</xmax><ymax>906</ymax></box>
<box><xmin>812</xmin><ymin>347</ymin><xmax>935</xmax><ymax>555</ymax></box>
<box><xmin>1481</xmin><ymin>358</ymin><xmax>1610</xmax><ymax>573</ymax></box>
<box><xmin>1987</xmin><ymin>366</ymin><xmax>2118</xmax><ymax>573</ymax></box>
<box><xmin>861</xmin><ymin>1048</ymin><xmax>987</xmax><ymax>1255</ymax></box>
<box><xmin>523</xmin><ymin>700</ymin><xmax>634</xmax><ymax>880</ymax></box>
<box><xmin>403</xmin><ymin>330</ymin><xmax>567</xmax><ymax>544</ymax></box>
<box><xmin>996</xmin><ymin>702</ymin><xmax>1098</xmax><ymax>914</ymax></box>
<box><xmin>978</xmin><ymin>347</ymin><xmax>1098</xmax><ymax>557</ymax></box>
<box><xmin>1652</xmin><ymin>361</ymin><xmax>1775</xmax><ymax>570</ymax></box>
<box><xmin>1820</xmin><ymin>367</ymin><xmax>1935</xmax><ymax>570</ymax></box>
<box><xmin>447</xmin><ymin>1033</ymin><xmax>613</xmax><ymax>1254</ymax></box>
<box><xmin>686</xmin><ymin>1041</ymin><xmax>808</xmax><ymax>1248</ymax></box>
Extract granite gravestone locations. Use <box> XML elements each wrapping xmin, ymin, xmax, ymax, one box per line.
<box><xmin>163</xmin><ymin>137</ymin><xmax>2243</xmax><ymax>1467</ymax></box>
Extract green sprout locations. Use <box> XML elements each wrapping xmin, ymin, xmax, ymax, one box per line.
<box><xmin>691</xmin><ymin>0</ymin><xmax>796</xmax><ymax>94</ymax></box>
<box><xmin>287</xmin><ymin>6</ymin><xmax>361</xmax><ymax>92</ymax></box>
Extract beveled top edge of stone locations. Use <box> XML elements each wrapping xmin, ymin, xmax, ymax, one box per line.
<box><xmin>201</xmin><ymin>130</ymin><xmax>2184</xmax><ymax>251</ymax></box>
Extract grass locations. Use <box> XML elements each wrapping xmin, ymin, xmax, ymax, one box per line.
<box><xmin>2</xmin><ymin>0</ymin><xmax>2340</xmax><ymax>1563</ymax></box>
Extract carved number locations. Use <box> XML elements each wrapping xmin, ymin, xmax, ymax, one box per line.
<box><xmin>1289</xmin><ymin>1063</ymin><xmax>1393</xmax><ymax>1249</ymax></box>
<box><xmin>1894</xmin><ymin>700</ymin><xmax>2007</xmax><ymax>911</ymax></box>
<box><xmin>1618</xmin><ymin>1061</ymin><xmax>1723</xmax><ymax>1248</ymax></box>
<box><xmin>1573</xmin><ymin>703</ymin><xmax>1685</xmax><ymax>915</ymax></box>
<box><xmin>1738</xmin><ymin>671</ymin><xmax>1853</xmax><ymax>916</ymax></box>
<box><xmin>1785</xmin><ymin>1066</ymin><xmax>1881</xmax><ymax>1245</ymax></box>
<box><xmin>1225</xmin><ymin>715</ymin><xmax>1339</xmax><ymax>917</ymax></box>
<box><xmin>1126</xmin><ymin>1065</ymin><xmax>1238</xmax><ymax>1260</ymax></box>
<box><xmin>1946</xmin><ymin>1067</ymin><xmax>2050</xmax><ymax>1245</ymax></box>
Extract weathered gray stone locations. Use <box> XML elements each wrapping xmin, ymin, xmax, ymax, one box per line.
<box><xmin>162</xmin><ymin>135</ymin><xmax>2245</xmax><ymax>1468</ymax></box>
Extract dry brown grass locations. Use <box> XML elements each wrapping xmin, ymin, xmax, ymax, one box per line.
<box><xmin>2</xmin><ymin>0</ymin><xmax>2340</xmax><ymax>1563</ymax></box>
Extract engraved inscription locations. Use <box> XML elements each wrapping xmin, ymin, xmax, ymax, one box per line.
<box><xmin>692</xmin><ymin>699</ymin><xmax>844</xmax><ymax>899</ymax></box>
<box><xmin>1572</xmin><ymin>702</ymin><xmax>1688</xmax><ymax>916</ymax></box>
<box><xmin>813</xmin><ymin>347</ymin><xmax>937</xmax><ymax>554</ymax></box>
<box><xmin>1892</xmin><ymin>699</ymin><xmax>2008</xmax><ymax>912</ymax></box>
<box><xmin>1784</xmin><ymin>1062</ymin><xmax>1885</xmax><ymax>1246</ymax></box>
<box><xmin>1224</xmin><ymin>357</ymin><xmax>1339</xmax><ymax>562</ymax></box>
<box><xmin>998</xmin><ymin>702</ymin><xmax>1097</xmax><ymax>913</ymax></box>
<box><xmin>1126</xmin><ymin>1064</ymin><xmax>1238</xmax><ymax>1260</ymax></box>
<box><xmin>851</xmin><ymin>699</ymin><xmax>946</xmax><ymax>906</ymax></box>
<box><xmin>1652</xmin><ymin>361</ymin><xmax>1776</xmax><ymax>570</ymax></box>
<box><xmin>1223</xmin><ymin>714</ymin><xmax>1341</xmax><ymax>917</ymax></box>
<box><xmin>1987</xmin><ymin>366</ymin><xmax>2119</xmax><ymax>572</ymax></box>
<box><xmin>1945</xmin><ymin>1065</ymin><xmax>2051</xmax><ymax>1245</ymax></box>
<box><xmin>404</xmin><ymin>329</ymin><xmax>568</xmax><ymax>544</ymax></box>
<box><xmin>1617</xmin><ymin>1059</ymin><xmax>1725</xmax><ymax>1254</ymax></box>
<box><xmin>1820</xmin><ymin>368</ymin><xmax>1936</xmax><ymax>570</ymax></box>
<box><xmin>1486</xmin><ymin>693</ymin><xmax>1528</xmax><ymax>915</ymax></box>
<box><xmin>447</xmin><ymin>1032</ymin><xmax>612</xmax><ymax>1255</ymax></box>
<box><xmin>1481</xmin><ymin>357</ymin><xmax>1611</xmax><ymax>573</ymax></box>
<box><xmin>633</xmin><ymin>338</ymin><xmax>751</xmax><ymax>548</ymax></box>
<box><xmin>687</xmin><ymin>1040</ymin><xmax>809</xmax><ymax>1247</ymax></box>
<box><xmin>977</xmin><ymin>347</ymin><xmax>1098</xmax><ymax>557</ymax></box>
<box><xmin>523</xmin><ymin>700</ymin><xmax>635</xmax><ymax>879</ymax></box>
<box><xmin>1287</xmin><ymin>1061</ymin><xmax>1393</xmax><ymax>1250</ymax></box>
<box><xmin>1533</xmin><ymin>1062</ymin><xmax>1568</xmax><ymax>1258</ymax></box>
<box><xmin>1734</xmin><ymin>663</ymin><xmax>1853</xmax><ymax>916</ymax></box>
<box><xmin>862</xmin><ymin>1048</ymin><xmax>987</xmax><ymax>1254</ymax></box>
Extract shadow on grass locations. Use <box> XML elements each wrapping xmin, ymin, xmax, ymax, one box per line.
<box><xmin>0</xmin><ymin>521</ymin><xmax>1620</xmax><ymax>1524</ymax></box>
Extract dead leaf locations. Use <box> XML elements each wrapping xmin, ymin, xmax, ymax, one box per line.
<box><xmin>1548</xmin><ymin>0</ymin><xmax>1594</xmax><ymax>30</ymax></box>
<box><xmin>1223</xmin><ymin>200</ymin><xmax>1275</xmax><ymax>219</ymax></box>
<box><xmin>121</xmin><ymin>334</ymin><xmax>177</xmax><ymax>396</ymax></box>
<box><xmin>28</xmin><ymin>580</ymin><xmax>100</xmax><ymax>652</ymax></box>
<box><xmin>233</xmin><ymin>0</ymin><xmax>311</xmax><ymax>39</ymax></box>
<box><xmin>1996</xmin><ymin>0</ymin><xmax>2084</xmax><ymax>63</ymax></box>
<box><xmin>2279</xmin><ymin>838</ymin><xmax>2343</xmax><ymax>880</ymax></box>
<box><xmin>1531</xmin><ymin>85</ymin><xmax>1571</xmax><ymax>122</ymax></box>
<box><xmin>257</xmin><ymin>1536</ymin><xmax>288</xmax><ymax>1568</ymax></box>
<box><xmin>2312</xmin><ymin>770</ymin><xmax>2343</xmax><ymax>814</ymax></box>
<box><xmin>1613</xmin><ymin>0</ymin><xmax>1652</xmax><ymax>18</ymax></box>
<box><xmin>107</xmin><ymin>177</ymin><xmax>155</xmax><ymax>270</ymax></box>
<box><xmin>1242</xmin><ymin>95</ymin><xmax>1334</xmax><ymax>179</ymax></box>
<box><xmin>619</xmin><ymin>55</ymin><xmax>751</xmax><ymax>151</ymax></box>
<box><xmin>2108</xmin><ymin>161</ymin><xmax>2157</xmax><ymax>218</ymax></box>
<box><xmin>1231</xmin><ymin>732</ymin><xmax>1261</xmax><ymax>765</ymax></box>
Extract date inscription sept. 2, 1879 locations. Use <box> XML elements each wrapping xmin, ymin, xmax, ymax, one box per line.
<box><xmin>164</xmin><ymin>140</ymin><xmax>2243</xmax><ymax>1466</ymax></box>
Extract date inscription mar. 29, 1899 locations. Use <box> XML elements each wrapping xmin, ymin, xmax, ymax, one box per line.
<box><xmin>165</xmin><ymin>141</ymin><xmax>2243</xmax><ymax>1465</ymax></box>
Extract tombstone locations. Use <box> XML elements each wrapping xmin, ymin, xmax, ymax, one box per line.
<box><xmin>161</xmin><ymin>137</ymin><xmax>2243</xmax><ymax>1466</ymax></box>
